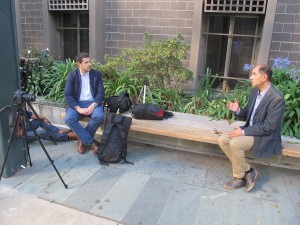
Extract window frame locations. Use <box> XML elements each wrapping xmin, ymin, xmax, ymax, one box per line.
<box><xmin>202</xmin><ymin>14</ymin><xmax>261</xmax><ymax>90</ymax></box>
<box><xmin>56</xmin><ymin>11</ymin><xmax>89</xmax><ymax>59</ymax></box>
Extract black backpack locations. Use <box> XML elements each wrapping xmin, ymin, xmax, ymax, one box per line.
<box><xmin>96</xmin><ymin>113</ymin><xmax>133</xmax><ymax>165</ymax></box>
<box><xmin>105</xmin><ymin>92</ymin><xmax>132</xmax><ymax>113</ymax></box>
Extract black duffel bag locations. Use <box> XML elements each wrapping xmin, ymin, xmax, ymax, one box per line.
<box><xmin>131</xmin><ymin>103</ymin><xmax>173</xmax><ymax>120</ymax></box>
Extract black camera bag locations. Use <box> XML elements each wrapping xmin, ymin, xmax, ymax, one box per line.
<box><xmin>105</xmin><ymin>92</ymin><xmax>132</xmax><ymax>113</ymax></box>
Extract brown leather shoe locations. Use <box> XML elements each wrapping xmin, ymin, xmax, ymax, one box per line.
<box><xmin>68</xmin><ymin>132</ymin><xmax>78</xmax><ymax>140</ymax></box>
<box><xmin>77</xmin><ymin>140</ymin><xmax>86</xmax><ymax>154</ymax></box>
<box><xmin>224</xmin><ymin>177</ymin><xmax>246</xmax><ymax>190</ymax></box>
<box><xmin>245</xmin><ymin>168</ymin><xmax>258</xmax><ymax>192</ymax></box>
<box><xmin>90</xmin><ymin>141</ymin><xmax>99</xmax><ymax>155</ymax></box>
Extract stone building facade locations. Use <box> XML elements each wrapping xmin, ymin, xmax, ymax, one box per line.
<box><xmin>270</xmin><ymin>0</ymin><xmax>300</xmax><ymax>65</ymax></box>
<box><xmin>14</xmin><ymin>0</ymin><xmax>300</xmax><ymax>90</ymax></box>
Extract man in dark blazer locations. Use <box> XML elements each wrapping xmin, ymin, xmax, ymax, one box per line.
<box><xmin>64</xmin><ymin>52</ymin><xmax>105</xmax><ymax>154</ymax></box>
<box><xmin>218</xmin><ymin>64</ymin><xmax>285</xmax><ymax>192</ymax></box>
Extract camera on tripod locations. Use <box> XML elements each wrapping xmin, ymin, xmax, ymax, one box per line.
<box><xmin>13</xmin><ymin>90</ymin><xmax>36</xmax><ymax>105</ymax></box>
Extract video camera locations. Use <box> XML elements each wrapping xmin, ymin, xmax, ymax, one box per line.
<box><xmin>13</xmin><ymin>90</ymin><xmax>36</xmax><ymax>105</ymax></box>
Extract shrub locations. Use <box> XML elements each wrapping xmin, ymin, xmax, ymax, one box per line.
<box><xmin>101</xmin><ymin>33</ymin><xmax>193</xmax><ymax>91</ymax></box>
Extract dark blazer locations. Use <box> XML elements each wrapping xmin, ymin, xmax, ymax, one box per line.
<box><xmin>237</xmin><ymin>84</ymin><xmax>285</xmax><ymax>158</ymax></box>
<box><xmin>64</xmin><ymin>68</ymin><xmax>105</xmax><ymax>109</ymax></box>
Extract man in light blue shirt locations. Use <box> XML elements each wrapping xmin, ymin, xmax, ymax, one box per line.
<box><xmin>218</xmin><ymin>64</ymin><xmax>285</xmax><ymax>192</ymax></box>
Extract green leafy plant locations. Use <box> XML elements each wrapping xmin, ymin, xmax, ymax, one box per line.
<box><xmin>102</xmin><ymin>33</ymin><xmax>193</xmax><ymax>91</ymax></box>
<box><xmin>271</xmin><ymin>58</ymin><xmax>300</xmax><ymax>138</ymax></box>
<box><xmin>20</xmin><ymin>47</ymin><xmax>54</xmax><ymax>95</ymax></box>
<box><xmin>181</xmin><ymin>68</ymin><xmax>220</xmax><ymax>115</ymax></box>
<box><xmin>42</xmin><ymin>59</ymin><xmax>77</xmax><ymax>104</ymax></box>
<box><xmin>103</xmin><ymin>68</ymin><xmax>141</xmax><ymax>102</ymax></box>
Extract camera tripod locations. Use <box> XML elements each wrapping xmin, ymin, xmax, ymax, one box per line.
<box><xmin>0</xmin><ymin>101</ymin><xmax>68</xmax><ymax>189</ymax></box>
<box><xmin>138</xmin><ymin>79</ymin><xmax>154</xmax><ymax>104</ymax></box>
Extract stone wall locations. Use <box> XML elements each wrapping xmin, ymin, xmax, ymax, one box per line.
<box><xmin>18</xmin><ymin>0</ymin><xmax>45</xmax><ymax>52</ymax></box>
<box><xmin>105</xmin><ymin>0</ymin><xmax>194</xmax><ymax>66</ymax></box>
<box><xmin>16</xmin><ymin>0</ymin><xmax>300</xmax><ymax>68</ymax></box>
<box><xmin>270</xmin><ymin>0</ymin><xmax>300</xmax><ymax>66</ymax></box>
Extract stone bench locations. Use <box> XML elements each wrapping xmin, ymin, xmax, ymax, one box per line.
<box><xmin>60</xmin><ymin>110</ymin><xmax>300</xmax><ymax>160</ymax></box>
<box><xmin>30</xmin><ymin>101</ymin><xmax>300</xmax><ymax>168</ymax></box>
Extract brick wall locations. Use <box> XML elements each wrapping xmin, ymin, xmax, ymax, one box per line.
<box><xmin>270</xmin><ymin>0</ymin><xmax>300</xmax><ymax>66</ymax></box>
<box><xmin>105</xmin><ymin>0</ymin><xmax>194</xmax><ymax>64</ymax></box>
<box><xmin>18</xmin><ymin>0</ymin><xmax>45</xmax><ymax>52</ymax></box>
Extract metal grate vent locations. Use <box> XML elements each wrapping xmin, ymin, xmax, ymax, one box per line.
<box><xmin>48</xmin><ymin>0</ymin><xmax>89</xmax><ymax>11</ymax></box>
<box><xmin>204</xmin><ymin>0</ymin><xmax>267</xmax><ymax>14</ymax></box>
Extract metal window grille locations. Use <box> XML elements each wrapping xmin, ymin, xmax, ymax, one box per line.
<box><xmin>48</xmin><ymin>0</ymin><xmax>89</xmax><ymax>11</ymax></box>
<box><xmin>204</xmin><ymin>0</ymin><xmax>266</xmax><ymax>14</ymax></box>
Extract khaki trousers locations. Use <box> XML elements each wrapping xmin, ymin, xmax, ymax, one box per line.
<box><xmin>218</xmin><ymin>133</ymin><xmax>254</xmax><ymax>178</ymax></box>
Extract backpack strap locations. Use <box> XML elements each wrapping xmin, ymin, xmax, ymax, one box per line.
<box><xmin>116</xmin><ymin>124</ymin><xmax>134</xmax><ymax>165</ymax></box>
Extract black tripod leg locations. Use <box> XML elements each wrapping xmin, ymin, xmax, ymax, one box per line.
<box><xmin>20</xmin><ymin>112</ymin><xmax>32</xmax><ymax>167</ymax></box>
<box><xmin>26</xmin><ymin>102</ymin><xmax>57</xmax><ymax>145</ymax></box>
<box><xmin>23</xmin><ymin>113</ymin><xmax>68</xmax><ymax>189</ymax></box>
<box><xmin>0</xmin><ymin>111</ymin><xmax>19</xmax><ymax>181</ymax></box>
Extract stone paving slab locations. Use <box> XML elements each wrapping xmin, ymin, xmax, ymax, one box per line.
<box><xmin>1</xmin><ymin>140</ymin><xmax>300</xmax><ymax>225</ymax></box>
<box><xmin>0</xmin><ymin>185</ymin><xmax>124</xmax><ymax>225</ymax></box>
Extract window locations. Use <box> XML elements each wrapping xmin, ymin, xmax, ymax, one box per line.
<box><xmin>49</xmin><ymin>0</ymin><xmax>89</xmax><ymax>11</ymax></box>
<box><xmin>57</xmin><ymin>12</ymin><xmax>89</xmax><ymax>60</ymax></box>
<box><xmin>203</xmin><ymin>15</ymin><xmax>260</xmax><ymax>90</ymax></box>
<box><xmin>204</xmin><ymin>0</ymin><xmax>267</xmax><ymax>14</ymax></box>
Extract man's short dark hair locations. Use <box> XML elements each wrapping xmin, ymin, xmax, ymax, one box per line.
<box><xmin>75</xmin><ymin>52</ymin><xmax>90</xmax><ymax>63</ymax></box>
<box><xmin>258</xmin><ymin>64</ymin><xmax>272</xmax><ymax>81</ymax></box>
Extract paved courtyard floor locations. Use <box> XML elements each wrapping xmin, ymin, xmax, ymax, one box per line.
<box><xmin>1</xmin><ymin>140</ymin><xmax>300</xmax><ymax>225</ymax></box>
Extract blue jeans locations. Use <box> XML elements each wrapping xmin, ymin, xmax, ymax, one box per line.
<box><xmin>26</xmin><ymin>119</ymin><xmax>69</xmax><ymax>143</ymax></box>
<box><xmin>65</xmin><ymin>101</ymin><xmax>104</xmax><ymax>146</ymax></box>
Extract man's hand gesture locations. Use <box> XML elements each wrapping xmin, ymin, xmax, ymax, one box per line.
<box><xmin>227</xmin><ymin>98</ymin><xmax>239</xmax><ymax>113</ymax></box>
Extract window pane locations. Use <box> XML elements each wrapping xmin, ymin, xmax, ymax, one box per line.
<box><xmin>59</xmin><ymin>12</ymin><xmax>89</xmax><ymax>60</ymax></box>
<box><xmin>63</xmin><ymin>13</ymin><xmax>77</xmax><ymax>28</ymax></box>
<box><xmin>80</xmin><ymin>30</ymin><xmax>89</xmax><ymax>53</ymax></box>
<box><xmin>205</xmin><ymin>35</ymin><xmax>228</xmax><ymax>77</ymax></box>
<box><xmin>233</xmin><ymin>17</ymin><xmax>257</xmax><ymax>35</ymax></box>
<box><xmin>80</xmin><ymin>14</ymin><xmax>89</xmax><ymax>28</ymax></box>
<box><xmin>229</xmin><ymin>36</ymin><xmax>255</xmax><ymax>79</ymax></box>
<box><xmin>208</xmin><ymin>16</ymin><xmax>230</xmax><ymax>33</ymax></box>
<box><xmin>64</xmin><ymin>29</ymin><xmax>77</xmax><ymax>60</ymax></box>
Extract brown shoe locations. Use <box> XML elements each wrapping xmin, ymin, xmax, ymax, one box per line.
<box><xmin>224</xmin><ymin>177</ymin><xmax>246</xmax><ymax>190</ymax></box>
<box><xmin>90</xmin><ymin>141</ymin><xmax>99</xmax><ymax>155</ymax></box>
<box><xmin>68</xmin><ymin>132</ymin><xmax>78</xmax><ymax>140</ymax></box>
<box><xmin>77</xmin><ymin>140</ymin><xmax>86</xmax><ymax>154</ymax></box>
<box><xmin>245</xmin><ymin>168</ymin><xmax>258</xmax><ymax>192</ymax></box>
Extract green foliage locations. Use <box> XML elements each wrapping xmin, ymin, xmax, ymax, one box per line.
<box><xmin>103</xmin><ymin>68</ymin><xmax>142</xmax><ymax>101</ymax></box>
<box><xmin>271</xmin><ymin>62</ymin><xmax>300</xmax><ymax>138</ymax></box>
<box><xmin>23</xmin><ymin>47</ymin><xmax>300</xmax><ymax>139</ymax></box>
<box><xmin>20</xmin><ymin>47</ymin><xmax>54</xmax><ymax>95</ymax></box>
<box><xmin>102</xmin><ymin>33</ymin><xmax>193</xmax><ymax>90</ymax></box>
<box><xmin>42</xmin><ymin>59</ymin><xmax>77</xmax><ymax>104</ymax></box>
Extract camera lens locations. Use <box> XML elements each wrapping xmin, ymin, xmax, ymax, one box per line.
<box><xmin>23</xmin><ymin>93</ymin><xmax>36</xmax><ymax>102</ymax></box>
